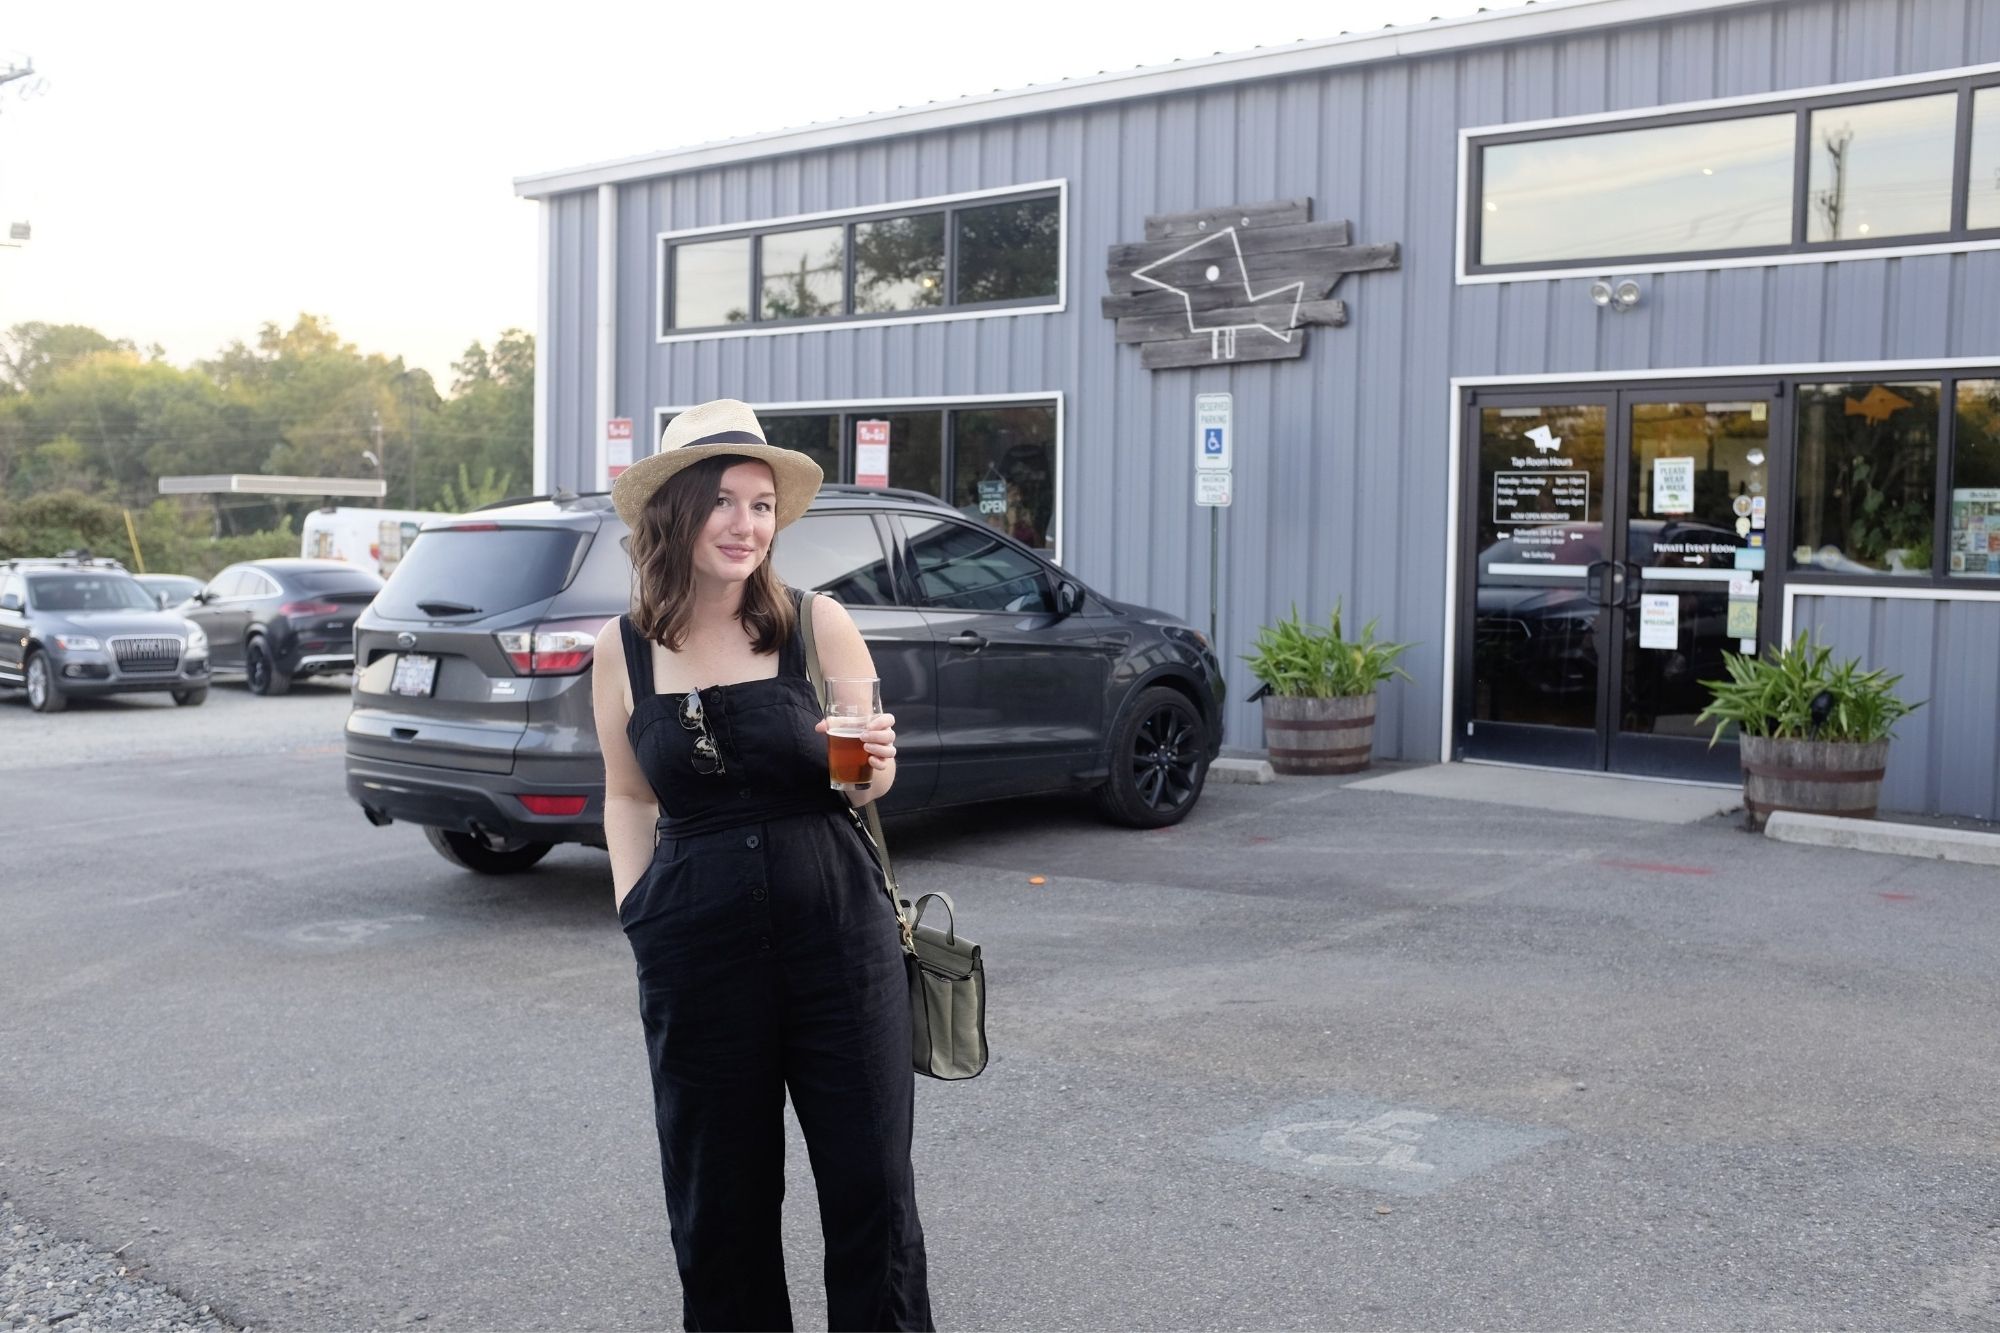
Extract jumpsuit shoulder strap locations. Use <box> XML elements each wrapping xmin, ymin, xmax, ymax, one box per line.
<box><xmin>781</xmin><ymin>587</ymin><xmax>811</xmax><ymax>680</ymax></box>
<box><xmin>618</xmin><ymin>613</ymin><xmax>656</xmax><ymax>702</ymax></box>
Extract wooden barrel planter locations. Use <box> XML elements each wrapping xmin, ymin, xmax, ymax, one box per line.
<box><xmin>1262</xmin><ymin>693</ymin><xmax>1377</xmax><ymax>775</ymax></box>
<box><xmin>1738</xmin><ymin>735</ymin><xmax>1890</xmax><ymax>831</ymax></box>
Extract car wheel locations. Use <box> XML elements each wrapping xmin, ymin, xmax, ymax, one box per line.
<box><xmin>25</xmin><ymin>651</ymin><xmax>68</xmax><ymax>713</ymax></box>
<box><xmin>423</xmin><ymin>825</ymin><xmax>555</xmax><ymax>875</ymax></box>
<box><xmin>1096</xmin><ymin>685</ymin><xmax>1208</xmax><ymax>829</ymax></box>
<box><xmin>172</xmin><ymin>687</ymin><xmax>208</xmax><ymax>707</ymax></box>
<box><xmin>245</xmin><ymin>638</ymin><xmax>291</xmax><ymax>696</ymax></box>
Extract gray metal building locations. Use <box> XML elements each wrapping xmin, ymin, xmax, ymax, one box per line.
<box><xmin>517</xmin><ymin>0</ymin><xmax>2000</xmax><ymax>821</ymax></box>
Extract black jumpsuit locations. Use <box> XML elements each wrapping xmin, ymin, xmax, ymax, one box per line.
<box><xmin>616</xmin><ymin>592</ymin><xmax>933</xmax><ymax>1333</ymax></box>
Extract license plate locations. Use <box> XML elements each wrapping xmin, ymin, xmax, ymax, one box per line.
<box><xmin>391</xmin><ymin>653</ymin><xmax>438</xmax><ymax>697</ymax></box>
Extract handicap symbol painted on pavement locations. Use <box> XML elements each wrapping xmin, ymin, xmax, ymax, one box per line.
<box><xmin>1259</xmin><ymin>1110</ymin><xmax>1440</xmax><ymax>1172</ymax></box>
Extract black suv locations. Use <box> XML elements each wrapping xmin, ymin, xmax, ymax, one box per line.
<box><xmin>344</xmin><ymin>486</ymin><xmax>1225</xmax><ymax>873</ymax></box>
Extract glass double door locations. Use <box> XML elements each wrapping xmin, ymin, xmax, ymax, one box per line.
<box><xmin>1460</xmin><ymin>387</ymin><xmax>1780</xmax><ymax>781</ymax></box>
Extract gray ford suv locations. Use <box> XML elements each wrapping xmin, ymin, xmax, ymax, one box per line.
<box><xmin>345</xmin><ymin>486</ymin><xmax>1225</xmax><ymax>874</ymax></box>
<box><xmin>0</xmin><ymin>558</ymin><xmax>213</xmax><ymax>712</ymax></box>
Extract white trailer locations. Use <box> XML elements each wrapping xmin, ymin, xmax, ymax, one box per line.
<box><xmin>300</xmin><ymin>507</ymin><xmax>452</xmax><ymax>578</ymax></box>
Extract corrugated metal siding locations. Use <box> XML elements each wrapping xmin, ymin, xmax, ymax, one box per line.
<box><xmin>546</xmin><ymin>190</ymin><xmax>597</xmax><ymax>486</ymax></box>
<box><xmin>538</xmin><ymin>0</ymin><xmax>2000</xmax><ymax>796</ymax></box>
<box><xmin>1793</xmin><ymin>594</ymin><xmax>2000</xmax><ymax>820</ymax></box>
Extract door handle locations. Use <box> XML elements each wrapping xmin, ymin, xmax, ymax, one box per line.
<box><xmin>1620</xmin><ymin>561</ymin><xmax>1646</xmax><ymax>609</ymax></box>
<box><xmin>1584</xmin><ymin>560</ymin><xmax>1612</xmax><ymax>607</ymax></box>
<box><xmin>391</xmin><ymin>726</ymin><xmax>418</xmax><ymax>741</ymax></box>
<box><xmin>946</xmin><ymin>632</ymin><xmax>987</xmax><ymax>651</ymax></box>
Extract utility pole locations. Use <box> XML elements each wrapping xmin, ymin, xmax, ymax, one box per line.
<box><xmin>371</xmin><ymin>409</ymin><xmax>385</xmax><ymax>507</ymax></box>
<box><xmin>1814</xmin><ymin>124</ymin><xmax>1853</xmax><ymax>241</ymax></box>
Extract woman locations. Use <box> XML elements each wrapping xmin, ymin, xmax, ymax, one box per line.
<box><xmin>592</xmin><ymin>399</ymin><xmax>933</xmax><ymax>1332</ymax></box>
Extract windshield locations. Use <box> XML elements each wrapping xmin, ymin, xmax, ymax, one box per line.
<box><xmin>371</xmin><ymin>525</ymin><xmax>590</xmax><ymax>620</ymax></box>
<box><xmin>29</xmin><ymin>574</ymin><xmax>161</xmax><ymax>613</ymax></box>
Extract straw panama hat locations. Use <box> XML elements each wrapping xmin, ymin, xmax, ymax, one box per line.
<box><xmin>611</xmin><ymin>398</ymin><xmax>825</xmax><ymax>530</ymax></box>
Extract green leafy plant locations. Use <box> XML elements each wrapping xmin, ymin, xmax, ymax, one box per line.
<box><xmin>1695</xmin><ymin>632</ymin><xmax>1921</xmax><ymax>746</ymax></box>
<box><xmin>1242</xmin><ymin>601</ymin><xmax>1413</xmax><ymax>699</ymax></box>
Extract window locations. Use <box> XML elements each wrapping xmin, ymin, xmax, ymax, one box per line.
<box><xmin>761</xmin><ymin>415</ymin><xmax>841</xmax><ymax>483</ymax></box>
<box><xmin>662</xmin><ymin>188</ymin><xmax>1061</xmax><ymax>333</ymax></box>
<box><xmin>851</xmin><ymin>413</ymin><xmax>942</xmax><ymax>501</ymax></box>
<box><xmin>1969</xmin><ymin>89</ymin><xmax>2000</xmax><ymax>230</ymax></box>
<box><xmin>854</xmin><ymin>214</ymin><xmax>945</xmax><ymax>312</ymax></box>
<box><xmin>205</xmin><ymin>569</ymin><xmax>249</xmax><ymax>599</ymax></box>
<box><xmin>371</xmin><ymin>527</ymin><xmax>589</xmax><ymax>621</ymax></box>
<box><xmin>293</xmin><ymin>569</ymin><xmax>383</xmax><ymax>595</ymax></box>
<box><xmin>673</xmin><ymin>237</ymin><xmax>751</xmax><ymax>327</ymax></box>
<box><xmin>1470</xmin><ymin>75</ymin><xmax>2000</xmax><ymax>272</ymax></box>
<box><xmin>1792</xmin><ymin>382</ymin><xmax>1940</xmax><ymax>575</ymax></box>
<box><xmin>27</xmin><ymin>574</ymin><xmax>157</xmax><ymax>612</ymax></box>
<box><xmin>903</xmin><ymin>516</ymin><xmax>1055</xmax><ymax>613</ymax></box>
<box><xmin>759</xmin><ymin>226</ymin><xmax>845</xmax><ymax>320</ymax></box>
<box><xmin>953</xmin><ymin>196</ymin><xmax>1060</xmax><ymax>303</ymax></box>
<box><xmin>1950</xmin><ymin>382</ymin><xmax>2000</xmax><ymax>578</ymax></box>
<box><xmin>770</xmin><ymin>514</ymin><xmax>898</xmax><ymax>606</ymax></box>
<box><xmin>1807</xmin><ymin>94</ymin><xmax>1957</xmax><ymax>242</ymax></box>
<box><xmin>949</xmin><ymin>406</ymin><xmax>1056</xmax><ymax>552</ymax></box>
<box><xmin>1480</xmin><ymin>115</ymin><xmax>1794</xmax><ymax>265</ymax></box>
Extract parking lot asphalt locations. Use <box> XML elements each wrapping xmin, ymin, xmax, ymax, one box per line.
<box><xmin>3</xmin><ymin>680</ymin><xmax>1999</xmax><ymax>1331</ymax></box>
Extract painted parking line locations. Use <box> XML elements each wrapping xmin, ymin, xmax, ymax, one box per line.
<box><xmin>1598</xmin><ymin>858</ymin><xmax>1715</xmax><ymax>876</ymax></box>
<box><xmin>1208</xmin><ymin>1095</ymin><xmax>1562</xmax><ymax>1196</ymax></box>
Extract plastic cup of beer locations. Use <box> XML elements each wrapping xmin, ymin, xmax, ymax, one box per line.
<box><xmin>824</xmin><ymin>676</ymin><xmax>880</xmax><ymax>791</ymax></box>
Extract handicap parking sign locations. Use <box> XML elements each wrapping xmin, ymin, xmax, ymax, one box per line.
<box><xmin>1204</xmin><ymin>427</ymin><xmax>1225</xmax><ymax>457</ymax></box>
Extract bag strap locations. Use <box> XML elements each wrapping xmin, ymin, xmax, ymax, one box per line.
<box><xmin>798</xmin><ymin>590</ymin><xmax>916</xmax><ymax>955</ymax></box>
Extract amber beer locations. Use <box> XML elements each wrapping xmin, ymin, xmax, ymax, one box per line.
<box><xmin>827</xmin><ymin>727</ymin><xmax>873</xmax><ymax>789</ymax></box>
<box><xmin>822</xmin><ymin>676</ymin><xmax>882</xmax><ymax>791</ymax></box>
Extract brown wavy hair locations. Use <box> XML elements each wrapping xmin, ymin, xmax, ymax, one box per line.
<box><xmin>626</xmin><ymin>453</ymin><xmax>793</xmax><ymax>654</ymax></box>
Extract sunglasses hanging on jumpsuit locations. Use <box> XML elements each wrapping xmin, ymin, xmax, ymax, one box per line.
<box><xmin>615</xmin><ymin>587</ymin><xmax>933</xmax><ymax>1332</ymax></box>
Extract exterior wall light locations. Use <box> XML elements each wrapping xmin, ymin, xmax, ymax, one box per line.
<box><xmin>1589</xmin><ymin>277</ymin><xmax>1644</xmax><ymax>312</ymax></box>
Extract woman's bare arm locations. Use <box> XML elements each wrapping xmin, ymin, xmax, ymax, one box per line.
<box><xmin>592</xmin><ymin>620</ymin><xmax>659</xmax><ymax>907</ymax></box>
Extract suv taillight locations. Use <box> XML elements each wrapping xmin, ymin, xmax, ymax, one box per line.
<box><xmin>280</xmin><ymin>600</ymin><xmax>342</xmax><ymax>617</ymax></box>
<box><xmin>495</xmin><ymin>618</ymin><xmax>609</xmax><ymax>675</ymax></box>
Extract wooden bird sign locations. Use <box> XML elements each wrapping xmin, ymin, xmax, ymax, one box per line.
<box><xmin>1103</xmin><ymin>198</ymin><xmax>1399</xmax><ymax>370</ymax></box>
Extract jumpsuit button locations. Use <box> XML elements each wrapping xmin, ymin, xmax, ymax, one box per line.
<box><xmin>759</xmin><ymin>936</ymin><xmax>771</xmax><ymax>951</ymax></box>
<box><xmin>745</xmin><ymin>834</ymin><xmax>761</xmax><ymax>849</ymax></box>
<box><xmin>739</xmin><ymin>788</ymin><xmax>752</xmax><ymax>798</ymax></box>
<box><xmin>751</xmin><ymin>888</ymin><xmax>767</xmax><ymax>902</ymax></box>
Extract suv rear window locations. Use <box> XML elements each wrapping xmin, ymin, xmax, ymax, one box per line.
<box><xmin>372</xmin><ymin>525</ymin><xmax>588</xmax><ymax>620</ymax></box>
<box><xmin>293</xmin><ymin>569</ymin><xmax>384</xmax><ymax>595</ymax></box>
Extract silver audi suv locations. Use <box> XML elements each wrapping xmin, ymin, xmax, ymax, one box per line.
<box><xmin>0</xmin><ymin>557</ymin><xmax>212</xmax><ymax>712</ymax></box>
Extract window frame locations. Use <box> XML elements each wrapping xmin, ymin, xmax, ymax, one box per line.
<box><xmin>658</xmin><ymin>181</ymin><xmax>1067</xmax><ymax>341</ymax></box>
<box><xmin>1461</xmin><ymin>63</ymin><xmax>2000</xmax><ymax>280</ymax></box>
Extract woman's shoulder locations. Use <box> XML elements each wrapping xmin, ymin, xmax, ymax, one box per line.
<box><xmin>594</xmin><ymin>615</ymin><xmax>629</xmax><ymax>660</ymax></box>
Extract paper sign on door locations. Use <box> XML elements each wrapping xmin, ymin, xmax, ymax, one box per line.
<box><xmin>1653</xmin><ymin>457</ymin><xmax>1696</xmax><ymax>515</ymax></box>
<box><xmin>1639</xmin><ymin>594</ymin><xmax>1679</xmax><ymax>650</ymax></box>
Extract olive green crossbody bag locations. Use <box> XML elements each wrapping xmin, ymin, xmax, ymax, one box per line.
<box><xmin>799</xmin><ymin>591</ymin><xmax>989</xmax><ymax>1081</ymax></box>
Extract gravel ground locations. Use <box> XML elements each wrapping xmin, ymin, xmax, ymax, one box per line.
<box><xmin>2</xmin><ymin>1198</ymin><xmax>237</xmax><ymax>1333</ymax></box>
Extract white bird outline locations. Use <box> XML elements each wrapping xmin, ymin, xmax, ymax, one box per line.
<box><xmin>1130</xmin><ymin>226</ymin><xmax>1308</xmax><ymax>361</ymax></box>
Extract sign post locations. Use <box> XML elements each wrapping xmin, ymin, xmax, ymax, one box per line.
<box><xmin>1195</xmin><ymin>392</ymin><xmax>1233</xmax><ymax>648</ymax></box>
<box><xmin>605</xmin><ymin>417</ymin><xmax>634</xmax><ymax>482</ymax></box>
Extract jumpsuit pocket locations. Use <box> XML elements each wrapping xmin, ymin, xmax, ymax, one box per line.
<box><xmin>618</xmin><ymin>857</ymin><xmax>681</xmax><ymax>931</ymax></box>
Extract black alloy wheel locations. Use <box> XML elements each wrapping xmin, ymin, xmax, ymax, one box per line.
<box><xmin>1096</xmin><ymin>685</ymin><xmax>1208</xmax><ymax>829</ymax></box>
<box><xmin>245</xmin><ymin>637</ymin><xmax>291</xmax><ymax>696</ymax></box>
<box><xmin>25</xmin><ymin>651</ymin><xmax>67</xmax><ymax>713</ymax></box>
<box><xmin>423</xmin><ymin>825</ymin><xmax>555</xmax><ymax>875</ymax></box>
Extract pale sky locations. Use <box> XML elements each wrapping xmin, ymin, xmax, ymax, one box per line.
<box><xmin>2</xmin><ymin>0</ymin><xmax>1484</xmax><ymax>385</ymax></box>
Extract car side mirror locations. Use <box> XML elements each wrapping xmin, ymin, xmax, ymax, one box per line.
<box><xmin>155</xmin><ymin>591</ymin><xmax>173</xmax><ymax>608</ymax></box>
<box><xmin>1057</xmin><ymin>580</ymin><xmax>1085</xmax><ymax>615</ymax></box>
<box><xmin>0</xmin><ymin>593</ymin><xmax>19</xmax><ymax>612</ymax></box>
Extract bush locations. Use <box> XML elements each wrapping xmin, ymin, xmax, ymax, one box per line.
<box><xmin>1695</xmin><ymin>632</ymin><xmax>1921</xmax><ymax>745</ymax></box>
<box><xmin>0</xmin><ymin>491</ymin><xmax>296</xmax><ymax>579</ymax></box>
<box><xmin>1242</xmin><ymin>601</ymin><xmax>1413</xmax><ymax>700</ymax></box>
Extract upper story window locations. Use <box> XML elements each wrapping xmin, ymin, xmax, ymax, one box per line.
<box><xmin>1468</xmin><ymin>69</ymin><xmax>2000</xmax><ymax>275</ymax></box>
<box><xmin>661</xmin><ymin>186</ymin><xmax>1062</xmax><ymax>336</ymax></box>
